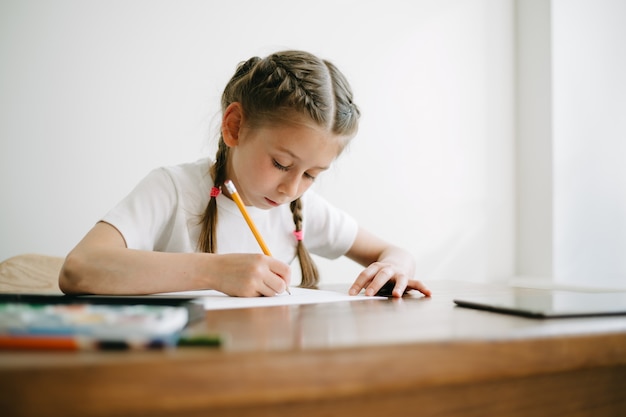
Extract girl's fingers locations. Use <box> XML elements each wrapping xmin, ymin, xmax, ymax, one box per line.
<box><xmin>363</xmin><ymin>265</ymin><xmax>394</xmax><ymax>296</ymax></box>
<box><xmin>258</xmin><ymin>272</ymin><xmax>290</xmax><ymax>297</ymax></box>
<box><xmin>406</xmin><ymin>279</ymin><xmax>432</xmax><ymax>297</ymax></box>
<box><xmin>349</xmin><ymin>263</ymin><xmax>395</xmax><ymax>296</ymax></box>
<box><xmin>349</xmin><ymin>263</ymin><xmax>431</xmax><ymax>298</ymax></box>
<box><xmin>390</xmin><ymin>275</ymin><xmax>410</xmax><ymax>298</ymax></box>
<box><xmin>349</xmin><ymin>263</ymin><xmax>381</xmax><ymax>295</ymax></box>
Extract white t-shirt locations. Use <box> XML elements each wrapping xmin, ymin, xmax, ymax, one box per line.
<box><xmin>102</xmin><ymin>158</ymin><xmax>358</xmax><ymax>265</ymax></box>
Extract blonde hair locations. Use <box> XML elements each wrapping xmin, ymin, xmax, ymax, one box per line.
<box><xmin>198</xmin><ymin>50</ymin><xmax>360</xmax><ymax>288</ymax></box>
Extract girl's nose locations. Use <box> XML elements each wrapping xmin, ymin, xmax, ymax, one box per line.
<box><xmin>278</xmin><ymin>174</ymin><xmax>300</xmax><ymax>198</ymax></box>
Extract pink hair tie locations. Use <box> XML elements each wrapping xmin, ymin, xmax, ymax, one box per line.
<box><xmin>210</xmin><ymin>186</ymin><xmax>221</xmax><ymax>198</ymax></box>
<box><xmin>293</xmin><ymin>230</ymin><xmax>304</xmax><ymax>241</ymax></box>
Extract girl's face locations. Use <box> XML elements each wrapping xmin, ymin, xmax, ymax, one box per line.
<box><xmin>226</xmin><ymin>117</ymin><xmax>345</xmax><ymax>209</ymax></box>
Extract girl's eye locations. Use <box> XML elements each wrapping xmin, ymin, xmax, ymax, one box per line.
<box><xmin>272</xmin><ymin>159</ymin><xmax>289</xmax><ymax>171</ymax></box>
<box><xmin>273</xmin><ymin>159</ymin><xmax>316</xmax><ymax>181</ymax></box>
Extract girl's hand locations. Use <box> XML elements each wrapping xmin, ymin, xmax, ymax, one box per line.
<box><xmin>209</xmin><ymin>253</ymin><xmax>291</xmax><ymax>297</ymax></box>
<box><xmin>348</xmin><ymin>261</ymin><xmax>431</xmax><ymax>298</ymax></box>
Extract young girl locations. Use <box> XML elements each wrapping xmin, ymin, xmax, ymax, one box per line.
<box><xmin>59</xmin><ymin>50</ymin><xmax>431</xmax><ymax>299</ymax></box>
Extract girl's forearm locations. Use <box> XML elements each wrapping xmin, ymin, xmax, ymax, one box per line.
<box><xmin>59</xmin><ymin>248</ymin><xmax>213</xmax><ymax>295</ymax></box>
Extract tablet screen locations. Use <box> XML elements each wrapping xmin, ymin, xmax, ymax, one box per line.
<box><xmin>453</xmin><ymin>290</ymin><xmax>626</xmax><ymax>318</ymax></box>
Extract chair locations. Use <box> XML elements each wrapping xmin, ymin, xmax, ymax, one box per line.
<box><xmin>0</xmin><ymin>254</ymin><xmax>65</xmax><ymax>294</ymax></box>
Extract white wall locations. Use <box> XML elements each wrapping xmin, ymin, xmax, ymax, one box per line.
<box><xmin>0</xmin><ymin>0</ymin><xmax>515</xmax><ymax>285</ymax></box>
<box><xmin>515</xmin><ymin>0</ymin><xmax>553</xmax><ymax>278</ymax></box>
<box><xmin>552</xmin><ymin>0</ymin><xmax>626</xmax><ymax>288</ymax></box>
<box><xmin>515</xmin><ymin>0</ymin><xmax>626</xmax><ymax>289</ymax></box>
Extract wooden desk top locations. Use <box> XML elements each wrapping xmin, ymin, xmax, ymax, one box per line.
<box><xmin>1</xmin><ymin>280</ymin><xmax>625</xmax><ymax>417</ymax></box>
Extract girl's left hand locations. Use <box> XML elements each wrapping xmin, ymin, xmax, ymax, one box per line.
<box><xmin>345</xmin><ymin>227</ymin><xmax>431</xmax><ymax>298</ymax></box>
<box><xmin>348</xmin><ymin>261</ymin><xmax>431</xmax><ymax>298</ymax></box>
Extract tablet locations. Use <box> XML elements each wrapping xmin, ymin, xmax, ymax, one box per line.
<box><xmin>453</xmin><ymin>290</ymin><xmax>626</xmax><ymax>318</ymax></box>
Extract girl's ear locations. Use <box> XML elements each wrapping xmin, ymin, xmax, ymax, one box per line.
<box><xmin>222</xmin><ymin>102</ymin><xmax>244</xmax><ymax>147</ymax></box>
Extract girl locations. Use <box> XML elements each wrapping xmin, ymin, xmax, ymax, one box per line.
<box><xmin>59</xmin><ymin>50</ymin><xmax>431</xmax><ymax>299</ymax></box>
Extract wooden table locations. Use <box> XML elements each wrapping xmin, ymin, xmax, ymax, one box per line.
<box><xmin>1</xmin><ymin>280</ymin><xmax>625</xmax><ymax>417</ymax></box>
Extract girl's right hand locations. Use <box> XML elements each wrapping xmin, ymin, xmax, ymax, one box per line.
<box><xmin>207</xmin><ymin>253</ymin><xmax>291</xmax><ymax>297</ymax></box>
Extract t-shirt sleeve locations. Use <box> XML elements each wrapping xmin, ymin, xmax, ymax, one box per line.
<box><xmin>302</xmin><ymin>191</ymin><xmax>359</xmax><ymax>259</ymax></box>
<box><xmin>101</xmin><ymin>168</ymin><xmax>177</xmax><ymax>251</ymax></box>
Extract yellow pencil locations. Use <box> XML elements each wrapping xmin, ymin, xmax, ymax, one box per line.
<box><xmin>224</xmin><ymin>180</ymin><xmax>290</xmax><ymax>295</ymax></box>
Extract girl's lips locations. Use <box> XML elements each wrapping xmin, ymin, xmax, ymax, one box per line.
<box><xmin>265</xmin><ymin>197</ymin><xmax>279</xmax><ymax>207</ymax></box>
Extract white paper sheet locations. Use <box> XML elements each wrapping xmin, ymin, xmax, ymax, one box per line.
<box><xmin>158</xmin><ymin>287</ymin><xmax>385</xmax><ymax>311</ymax></box>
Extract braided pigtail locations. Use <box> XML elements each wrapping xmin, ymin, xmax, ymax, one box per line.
<box><xmin>290</xmin><ymin>198</ymin><xmax>319</xmax><ymax>288</ymax></box>
<box><xmin>197</xmin><ymin>140</ymin><xmax>229</xmax><ymax>253</ymax></box>
<box><xmin>197</xmin><ymin>57</ymin><xmax>262</xmax><ymax>253</ymax></box>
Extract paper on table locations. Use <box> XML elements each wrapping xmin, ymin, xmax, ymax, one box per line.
<box><xmin>157</xmin><ymin>287</ymin><xmax>385</xmax><ymax>311</ymax></box>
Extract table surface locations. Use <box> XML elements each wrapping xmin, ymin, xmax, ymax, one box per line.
<box><xmin>2</xmin><ymin>280</ymin><xmax>626</xmax><ymax>417</ymax></box>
